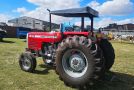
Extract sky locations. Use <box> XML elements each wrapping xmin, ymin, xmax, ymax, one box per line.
<box><xmin>0</xmin><ymin>0</ymin><xmax>134</xmax><ymax>28</ymax></box>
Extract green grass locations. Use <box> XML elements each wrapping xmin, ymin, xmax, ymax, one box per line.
<box><xmin>0</xmin><ymin>38</ymin><xmax>134</xmax><ymax>90</ymax></box>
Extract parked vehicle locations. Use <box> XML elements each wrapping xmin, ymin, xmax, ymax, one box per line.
<box><xmin>0</xmin><ymin>28</ymin><xmax>7</xmax><ymax>41</ymax></box>
<box><xmin>19</xmin><ymin>7</ymin><xmax>115</xmax><ymax>88</ymax></box>
<box><xmin>17</xmin><ymin>27</ymin><xmax>32</xmax><ymax>39</ymax></box>
<box><xmin>60</xmin><ymin>22</ymin><xmax>74</xmax><ymax>32</ymax></box>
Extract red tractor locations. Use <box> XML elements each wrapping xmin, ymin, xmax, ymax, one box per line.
<box><xmin>19</xmin><ymin>7</ymin><xmax>115</xmax><ymax>88</ymax></box>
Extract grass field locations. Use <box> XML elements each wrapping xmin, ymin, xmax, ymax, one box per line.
<box><xmin>0</xmin><ymin>38</ymin><xmax>134</xmax><ymax>90</ymax></box>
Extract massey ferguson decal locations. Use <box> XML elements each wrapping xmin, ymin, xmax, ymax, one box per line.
<box><xmin>29</xmin><ymin>35</ymin><xmax>57</xmax><ymax>38</ymax></box>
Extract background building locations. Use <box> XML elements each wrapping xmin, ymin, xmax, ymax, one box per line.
<box><xmin>8</xmin><ymin>16</ymin><xmax>59</xmax><ymax>30</ymax></box>
<box><xmin>102</xmin><ymin>23</ymin><xmax>134</xmax><ymax>36</ymax></box>
<box><xmin>0</xmin><ymin>16</ymin><xmax>60</xmax><ymax>38</ymax></box>
<box><xmin>103</xmin><ymin>23</ymin><xmax>134</xmax><ymax>31</ymax></box>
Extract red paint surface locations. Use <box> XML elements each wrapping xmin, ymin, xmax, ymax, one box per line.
<box><xmin>28</xmin><ymin>32</ymin><xmax>90</xmax><ymax>50</ymax></box>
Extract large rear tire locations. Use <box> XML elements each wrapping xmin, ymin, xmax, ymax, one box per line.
<box><xmin>19</xmin><ymin>52</ymin><xmax>37</xmax><ymax>72</ymax></box>
<box><xmin>55</xmin><ymin>36</ymin><xmax>105</xmax><ymax>88</ymax></box>
<box><xmin>99</xmin><ymin>39</ymin><xmax>115</xmax><ymax>71</ymax></box>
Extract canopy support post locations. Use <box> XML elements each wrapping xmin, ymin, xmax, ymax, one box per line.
<box><xmin>91</xmin><ymin>17</ymin><xmax>94</xmax><ymax>36</ymax></box>
<box><xmin>49</xmin><ymin>13</ymin><xmax>52</xmax><ymax>31</ymax></box>
<box><xmin>47</xmin><ymin>9</ymin><xmax>52</xmax><ymax>31</ymax></box>
<box><xmin>81</xmin><ymin>17</ymin><xmax>84</xmax><ymax>31</ymax></box>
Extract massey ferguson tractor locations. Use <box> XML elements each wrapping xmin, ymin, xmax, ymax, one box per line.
<box><xmin>19</xmin><ymin>7</ymin><xmax>115</xmax><ymax>88</ymax></box>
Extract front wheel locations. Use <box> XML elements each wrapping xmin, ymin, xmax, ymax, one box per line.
<box><xmin>19</xmin><ymin>52</ymin><xmax>37</xmax><ymax>72</ymax></box>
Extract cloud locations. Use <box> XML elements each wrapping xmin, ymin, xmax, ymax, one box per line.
<box><xmin>95</xmin><ymin>18</ymin><xmax>134</xmax><ymax>28</ymax></box>
<box><xmin>25</xmin><ymin>0</ymin><xmax>134</xmax><ymax>24</ymax></box>
<box><xmin>27</xmin><ymin>0</ymin><xmax>80</xmax><ymax>9</ymax></box>
<box><xmin>75</xmin><ymin>18</ymin><xmax>114</xmax><ymax>28</ymax></box>
<box><xmin>24</xmin><ymin>7</ymin><xmax>71</xmax><ymax>24</ymax></box>
<box><xmin>88</xmin><ymin>0</ymin><xmax>134</xmax><ymax>16</ymax></box>
<box><xmin>94</xmin><ymin>18</ymin><xmax>114</xmax><ymax>28</ymax></box>
<box><xmin>0</xmin><ymin>14</ymin><xmax>13</xmax><ymax>23</ymax></box>
<box><xmin>13</xmin><ymin>7</ymin><xmax>28</xmax><ymax>15</ymax></box>
<box><xmin>116</xmin><ymin>18</ymin><xmax>134</xmax><ymax>25</ymax></box>
<box><xmin>88</xmin><ymin>1</ymin><xmax>100</xmax><ymax>9</ymax></box>
<box><xmin>86</xmin><ymin>0</ymin><xmax>134</xmax><ymax>28</ymax></box>
<box><xmin>75</xmin><ymin>18</ymin><xmax>134</xmax><ymax>29</ymax></box>
<box><xmin>21</xmin><ymin>0</ymin><xmax>80</xmax><ymax>23</ymax></box>
<box><xmin>12</xmin><ymin>0</ymin><xmax>134</xmax><ymax>28</ymax></box>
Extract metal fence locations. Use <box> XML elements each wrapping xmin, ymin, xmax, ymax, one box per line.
<box><xmin>102</xmin><ymin>30</ymin><xmax>134</xmax><ymax>36</ymax></box>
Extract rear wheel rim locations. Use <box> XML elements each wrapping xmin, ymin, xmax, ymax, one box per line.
<box><xmin>62</xmin><ymin>49</ymin><xmax>88</xmax><ymax>78</ymax></box>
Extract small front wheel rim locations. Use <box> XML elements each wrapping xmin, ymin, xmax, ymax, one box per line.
<box><xmin>62</xmin><ymin>49</ymin><xmax>88</xmax><ymax>78</ymax></box>
<box><xmin>22</xmin><ymin>58</ymin><xmax>31</xmax><ymax>70</ymax></box>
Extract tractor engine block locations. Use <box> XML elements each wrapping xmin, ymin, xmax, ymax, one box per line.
<box><xmin>42</xmin><ymin>43</ymin><xmax>57</xmax><ymax>65</ymax></box>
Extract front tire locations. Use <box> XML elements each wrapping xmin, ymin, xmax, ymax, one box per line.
<box><xmin>19</xmin><ymin>52</ymin><xmax>36</xmax><ymax>72</ymax></box>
